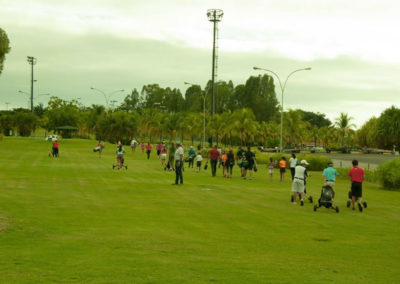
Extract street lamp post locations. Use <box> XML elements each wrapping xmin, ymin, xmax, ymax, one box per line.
<box><xmin>253</xmin><ymin>66</ymin><xmax>311</xmax><ymax>152</ymax></box>
<box><xmin>27</xmin><ymin>56</ymin><xmax>37</xmax><ymax>112</ymax></box>
<box><xmin>184</xmin><ymin>82</ymin><xmax>206</xmax><ymax>148</ymax></box>
<box><xmin>90</xmin><ymin>87</ymin><xmax>124</xmax><ymax>109</ymax></box>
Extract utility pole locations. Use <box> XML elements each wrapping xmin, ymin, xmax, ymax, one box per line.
<box><xmin>207</xmin><ymin>9</ymin><xmax>223</xmax><ymax>117</ymax></box>
<box><xmin>5</xmin><ymin>102</ymin><xmax>10</xmax><ymax>111</ymax></box>
<box><xmin>27</xmin><ymin>56</ymin><xmax>37</xmax><ymax>112</ymax></box>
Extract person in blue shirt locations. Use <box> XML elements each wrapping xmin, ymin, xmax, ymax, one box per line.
<box><xmin>188</xmin><ymin>146</ymin><xmax>196</xmax><ymax>168</ymax></box>
<box><xmin>322</xmin><ymin>162</ymin><xmax>339</xmax><ymax>189</ymax></box>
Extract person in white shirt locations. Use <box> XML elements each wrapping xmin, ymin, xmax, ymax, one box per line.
<box><xmin>292</xmin><ymin>160</ymin><xmax>309</xmax><ymax>206</ymax></box>
<box><xmin>173</xmin><ymin>142</ymin><xmax>184</xmax><ymax>185</ymax></box>
<box><xmin>130</xmin><ymin>139</ymin><xmax>138</xmax><ymax>152</ymax></box>
<box><xmin>289</xmin><ymin>153</ymin><xmax>298</xmax><ymax>180</ymax></box>
<box><xmin>195</xmin><ymin>153</ymin><xmax>203</xmax><ymax>173</ymax></box>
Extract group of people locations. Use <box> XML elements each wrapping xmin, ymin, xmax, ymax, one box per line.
<box><xmin>108</xmin><ymin>140</ymin><xmax>366</xmax><ymax>211</ymax></box>
<box><xmin>289</xmin><ymin>156</ymin><xmax>365</xmax><ymax>212</ymax></box>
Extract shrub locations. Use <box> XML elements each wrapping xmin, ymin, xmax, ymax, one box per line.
<box><xmin>376</xmin><ymin>158</ymin><xmax>400</xmax><ymax>189</ymax></box>
<box><xmin>255</xmin><ymin>153</ymin><xmax>331</xmax><ymax>171</ymax></box>
<box><xmin>336</xmin><ymin>167</ymin><xmax>377</xmax><ymax>183</ymax></box>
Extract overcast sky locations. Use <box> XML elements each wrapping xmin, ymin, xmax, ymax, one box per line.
<box><xmin>1</xmin><ymin>0</ymin><xmax>399</xmax><ymax>127</ymax></box>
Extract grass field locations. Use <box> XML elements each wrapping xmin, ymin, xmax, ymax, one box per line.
<box><xmin>0</xmin><ymin>137</ymin><xmax>399</xmax><ymax>283</ymax></box>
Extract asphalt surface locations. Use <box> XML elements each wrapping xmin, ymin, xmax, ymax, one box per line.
<box><xmin>312</xmin><ymin>153</ymin><xmax>399</xmax><ymax>169</ymax></box>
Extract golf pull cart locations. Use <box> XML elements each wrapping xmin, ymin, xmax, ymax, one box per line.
<box><xmin>314</xmin><ymin>185</ymin><xmax>339</xmax><ymax>213</ymax></box>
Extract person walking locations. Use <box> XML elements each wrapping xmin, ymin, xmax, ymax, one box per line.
<box><xmin>195</xmin><ymin>152</ymin><xmax>203</xmax><ymax>173</ymax></box>
<box><xmin>130</xmin><ymin>139</ymin><xmax>138</xmax><ymax>152</ymax></box>
<box><xmin>156</xmin><ymin>142</ymin><xmax>162</xmax><ymax>158</ymax></box>
<box><xmin>322</xmin><ymin>162</ymin><xmax>339</xmax><ymax>189</ymax></box>
<box><xmin>160</xmin><ymin>145</ymin><xmax>168</xmax><ymax>169</ymax></box>
<box><xmin>267</xmin><ymin>157</ymin><xmax>275</xmax><ymax>181</ymax></box>
<box><xmin>168</xmin><ymin>142</ymin><xmax>175</xmax><ymax>171</ymax></box>
<box><xmin>146</xmin><ymin>142</ymin><xmax>152</xmax><ymax>160</ymax></box>
<box><xmin>226</xmin><ymin>148</ymin><xmax>235</xmax><ymax>178</ymax></box>
<box><xmin>291</xmin><ymin>160</ymin><xmax>309</xmax><ymax>205</ymax></box>
<box><xmin>173</xmin><ymin>142</ymin><xmax>184</xmax><ymax>185</ymax></box>
<box><xmin>115</xmin><ymin>144</ymin><xmax>125</xmax><ymax>170</ymax></box>
<box><xmin>244</xmin><ymin>146</ymin><xmax>256</xmax><ymax>180</ymax></box>
<box><xmin>209</xmin><ymin>145</ymin><xmax>220</xmax><ymax>177</ymax></box>
<box><xmin>52</xmin><ymin>140</ymin><xmax>59</xmax><ymax>157</ymax></box>
<box><xmin>140</xmin><ymin>141</ymin><xmax>145</xmax><ymax>153</ymax></box>
<box><xmin>221</xmin><ymin>151</ymin><xmax>228</xmax><ymax>177</ymax></box>
<box><xmin>97</xmin><ymin>140</ymin><xmax>104</xmax><ymax>158</ymax></box>
<box><xmin>279</xmin><ymin>156</ymin><xmax>287</xmax><ymax>182</ymax></box>
<box><xmin>188</xmin><ymin>146</ymin><xmax>196</xmax><ymax>168</ymax></box>
<box><xmin>289</xmin><ymin>153</ymin><xmax>298</xmax><ymax>180</ymax></box>
<box><xmin>348</xmin><ymin>160</ymin><xmax>365</xmax><ymax>212</ymax></box>
<box><xmin>236</xmin><ymin>146</ymin><xmax>245</xmax><ymax>177</ymax></box>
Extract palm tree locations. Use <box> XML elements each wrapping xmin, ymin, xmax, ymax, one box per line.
<box><xmin>230</xmin><ymin>108</ymin><xmax>258</xmax><ymax>146</ymax></box>
<box><xmin>335</xmin><ymin>112</ymin><xmax>355</xmax><ymax>148</ymax></box>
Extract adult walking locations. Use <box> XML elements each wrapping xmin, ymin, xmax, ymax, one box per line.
<box><xmin>188</xmin><ymin>146</ymin><xmax>196</xmax><ymax>168</ymax></box>
<box><xmin>279</xmin><ymin>156</ymin><xmax>287</xmax><ymax>182</ymax></box>
<box><xmin>289</xmin><ymin>153</ymin><xmax>298</xmax><ymax>180</ymax></box>
<box><xmin>209</xmin><ymin>145</ymin><xmax>220</xmax><ymax>177</ymax></box>
<box><xmin>115</xmin><ymin>144</ymin><xmax>125</xmax><ymax>170</ymax></box>
<box><xmin>292</xmin><ymin>160</ymin><xmax>309</xmax><ymax>206</ymax></box>
<box><xmin>168</xmin><ymin>142</ymin><xmax>175</xmax><ymax>171</ymax></box>
<box><xmin>322</xmin><ymin>162</ymin><xmax>339</xmax><ymax>189</ymax></box>
<box><xmin>146</xmin><ymin>142</ymin><xmax>152</xmax><ymax>160</ymax></box>
<box><xmin>348</xmin><ymin>160</ymin><xmax>365</xmax><ymax>212</ymax></box>
<box><xmin>226</xmin><ymin>148</ymin><xmax>235</xmax><ymax>178</ymax></box>
<box><xmin>173</xmin><ymin>142</ymin><xmax>184</xmax><ymax>185</ymax></box>
<box><xmin>236</xmin><ymin>146</ymin><xmax>245</xmax><ymax>177</ymax></box>
<box><xmin>52</xmin><ymin>140</ymin><xmax>59</xmax><ymax>158</ymax></box>
<box><xmin>244</xmin><ymin>146</ymin><xmax>256</xmax><ymax>180</ymax></box>
<box><xmin>130</xmin><ymin>139</ymin><xmax>138</xmax><ymax>152</ymax></box>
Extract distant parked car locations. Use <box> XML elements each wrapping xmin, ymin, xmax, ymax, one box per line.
<box><xmin>45</xmin><ymin>135</ymin><xmax>59</xmax><ymax>141</ymax></box>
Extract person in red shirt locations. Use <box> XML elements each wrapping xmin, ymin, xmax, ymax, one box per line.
<box><xmin>146</xmin><ymin>142</ymin><xmax>153</xmax><ymax>160</ymax></box>
<box><xmin>209</xmin><ymin>145</ymin><xmax>220</xmax><ymax>177</ymax></box>
<box><xmin>348</xmin><ymin>159</ymin><xmax>365</xmax><ymax>212</ymax></box>
<box><xmin>52</xmin><ymin>140</ymin><xmax>59</xmax><ymax>157</ymax></box>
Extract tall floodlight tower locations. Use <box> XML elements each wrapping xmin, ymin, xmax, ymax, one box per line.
<box><xmin>27</xmin><ymin>56</ymin><xmax>37</xmax><ymax>112</ymax></box>
<box><xmin>207</xmin><ymin>9</ymin><xmax>223</xmax><ymax>117</ymax></box>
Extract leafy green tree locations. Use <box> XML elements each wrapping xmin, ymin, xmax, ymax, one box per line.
<box><xmin>297</xmin><ymin>109</ymin><xmax>331</xmax><ymax>128</ymax></box>
<box><xmin>283</xmin><ymin>109</ymin><xmax>307</xmax><ymax>147</ymax></box>
<box><xmin>184</xmin><ymin>85</ymin><xmax>203</xmax><ymax>113</ymax></box>
<box><xmin>356</xmin><ymin>117</ymin><xmax>379</xmax><ymax>148</ymax></box>
<box><xmin>13</xmin><ymin>112</ymin><xmax>39</xmax><ymax>136</ymax></box>
<box><xmin>240</xmin><ymin>75</ymin><xmax>279</xmax><ymax>122</ymax></box>
<box><xmin>334</xmin><ymin>112</ymin><xmax>355</xmax><ymax>148</ymax></box>
<box><xmin>230</xmin><ymin>108</ymin><xmax>258</xmax><ymax>146</ymax></box>
<box><xmin>377</xmin><ymin>106</ymin><xmax>400</xmax><ymax>149</ymax></box>
<box><xmin>44</xmin><ymin>97</ymin><xmax>81</xmax><ymax>135</ymax></box>
<box><xmin>0</xmin><ymin>27</ymin><xmax>11</xmax><ymax>76</ymax></box>
<box><xmin>119</xmin><ymin>89</ymin><xmax>140</xmax><ymax>112</ymax></box>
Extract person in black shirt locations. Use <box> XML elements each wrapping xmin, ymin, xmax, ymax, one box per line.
<box><xmin>236</xmin><ymin>146</ymin><xmax>245</xmax><ymax>177</ymax></box>
<box><xmin>244</xmin><ymin>146</ymin><xmax>256</xmax><ymax>180</ymax></box>
<box><xmin>226</xmin><ymin>148</ymin><xmax>235</xmax><ymax>178</ymax></box>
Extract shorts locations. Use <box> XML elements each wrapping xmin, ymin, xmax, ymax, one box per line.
<box><xmin>280</xmin><ymin>168</ymin><xmax>286</xmax><ymax>173</ymax></box>
<box><xmin>196</xmin><ymin>161</ymin><xmax>202</xmax><ymax>167</ymax></box>
<box><xmin>157</xmin><ymin>150</ymin><xmax>161</xmax><ymax>155</ymax></box>
<box><xmin>351</xmin><ymin>182</ymin><xmax>362</xmax><ymax>198</ymax></box>
<box><xmin>291</xmin><ymin>179</ymin><xmax>305</xmax><ymax>193</ymax></box>
<box><xmin>245</xmin><ymin>163</ymin><xmax>254</xmax><ymax>170</ymax></box>
<box><xmin>268</xmin><ymin>169</ymin><xmax>273</xmax><ymax>174</ymax></box>
<box><xmin>160</xmin><ymin>153</ymin><xmax>167</xmax><ymax>160</ymax></box>
<box><xmin>326</xmin><ymin>181</ymin><xmax>335</xmax><ymax>189</ymax></box>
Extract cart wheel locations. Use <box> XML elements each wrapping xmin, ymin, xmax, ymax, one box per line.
<box><xmin>291</xmin><ymin>195</ymin><xmax>294</xmax><ymax>202</ymax></box>
<box><xmin>125</xmin><ymin>165</ymin><xmax>128</xmax><ymax>170</ymax></box>
<box><xmin>309</xmin><ymin>196</ymin><xmax>313</xmax><ymax>203</ymax></box>
<box><xmin>363</xmin><ymin>201</ymin><xmax>367</xmax><ymax>208</ymax></box>
<box><xmin>336</xmin><ymin>206</ymin><xmax>339</xmax><ymax>213</ymax></box>
<box><xmin>314</xmin><ymin>205</ymin><xmax>317</xmax><ymax>211</ymax></box>
<box><xmin>346</xmin><ymin>200</ymin><xmax>351</xmax><ymax>208</ymax></box>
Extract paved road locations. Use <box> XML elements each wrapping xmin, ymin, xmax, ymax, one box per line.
<box><xmin>313</xmin><ymin>153</ymin><xmax>399</xmax><ymax>169</ymax></box>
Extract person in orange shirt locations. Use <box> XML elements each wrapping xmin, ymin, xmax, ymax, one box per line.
<box><xmin>221</xmin><ymin>151</ymin><xmax>228</xmax><ymax>177</ymax></box>
<box><xmin>279</xmin><ymin>156</ymin><xmax>287</xmax><ymax>182</ymax></box>
<box><xmin>146</xmin><ymin>142</ymin><xmax>153</xmax><ymax>160</ymax></box>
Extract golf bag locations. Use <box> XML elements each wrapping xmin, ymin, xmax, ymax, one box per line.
<box><xmin>314</xmin><ymin>184</ymin><xmax>339</xmax><ymax>213</ymax></box>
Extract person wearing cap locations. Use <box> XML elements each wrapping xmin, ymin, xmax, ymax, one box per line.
<box><xmin>322</xmin><ymin>161</ymin><xmax>339</xmax><ymax>189</ymax></box>
<box><xmin>188</xmin><ymin>146</ymin><xmax>196</xmax><ymax>168</ymax></box>
<box><xmin>292</xmin><ymin>160</ymin><xmax>309</xmax><ymax>205</ymax></box>
<box><xmin>226</xmin><ymin>148</ymin><xmax>235</xmax><ymax>178</ymax></box>
<box><xmin>173</xmin><ymin>142</ymin><xmax>184</xmax><ymax>185</ymax></box>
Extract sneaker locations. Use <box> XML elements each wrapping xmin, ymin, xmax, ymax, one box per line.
<box><xmin>300</xmin><ymin>200</ymin><xmax>304</xmax><ymax>206</ymax></box>
<box><xmin>292</xmin><ymin>202</ymin><xmax>297</xmax><ymax>205</ymax></box>
<box><xmin>358</xmin><ymin>203</ymin><xmax>363</xmax><ymax>212</ymax></box>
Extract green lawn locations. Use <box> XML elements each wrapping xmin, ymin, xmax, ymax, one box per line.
<box><xmin>0</xmin><ymin>137</ymin><xmax>399</xmax><ymax>283</ymax></box>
